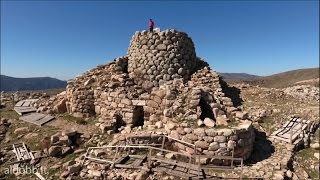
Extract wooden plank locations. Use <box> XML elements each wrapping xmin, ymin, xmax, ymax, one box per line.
<box><xmin>115</xmin><ymin>164</ymin><xmax>136</xmax><ymax>168</ymax></box>
<box><xmin>174</xmin><ymin>166</ymin><xmax>188</xmax><ymax>173</ymax></box>
<box><xmin>282</xmin><ymin>118</ymin><xmax>293</xmax><ymax>127</ymax></box>
<box><xmin>278</xmin><ymin>128</ymin><xmax>291</xmax><ymax>135</ymax></box>
<box><xmin>14</xmin><ymin>106</ymin><xmax>37</xmax><ymax>111</ymax></box>
<box><xmin>22</xmin><ymin>101</ymin><xmax>31</xmax><ymax>107</ymax></box>
<box><xmin>14</xmin><ymin>107</ymin><xmax>37</xmax><ymax>115</ymax></box>
<box><xmin>151</xmin><ymin>157</ymin><xmax>199</xmax><ymax>170</ymax></box>
<box><xmin>131</xmin><ymin>155</ymin><xmax>146</xmax><ymax>166</ymax></box>
<box><xmin>154</xmin><ymin>165</ymin><xmax>195</xmax><ymax>178</ymax></box>
<box><xmin>292</xmin><ymin>124</ymin><xmax>302</xmax><ymax>130</ymax></box>
<box><xmin>18</xmin><ymin>147</ymin><xmax>29</xmax><ymax>160</ymax></box>
<box><xmin>20</xmin><ymin>113</ymin><xmax>46</xmax><ymax>122</ymax></box>
<box><xmin>15</xmin><ymin>101</ymin><xmax>24</xmax><ymax>107</ymax></box>
<box><xmin>128</xmin><ymin>154</ymin><xmax>147</xmax><ymax>159</ymax></box>
<box><xmin>153</xmin><ymin>165</ymin><xmax>175</xmax><ymax>173</ymax></box>
<box><xmin>19</xmin><ymin>147</ymin><xmax>30</xmax><ymax>160</ymax></box>
<box><xmin>15</xmin><ymin>99</ymin><xmax>38</xmax><ymax>107</ymax></box>
<box><xmin>274</xmin><ymin>117</ymin><xmax>311</xmax><ymax>144</ymax></box>
<box><xmin>34</xmin><ymin>172</ymin><xmax>45</xmax><ymax>180</ymax></box>
<box><xmin>34</xmin><ymin>115</ymin><xmax>55</xmax><ymax>126</ymax></box>
<box><xmin>26</xmin><ymin>99</ymin><xmax>39</xmax><ymax>103</ymax></box>
<box><xmin>271</xmin><ymin>128</ymin><xmax>283</xmax><ymax>136</ymax></box>
<box><xmin>12</xmin><ymin>144</ymin><xmax>21</xmax><ymax>160</ymax></box>
<box><xmin>114</xmin><ymin>155</ymin><xmax>129</xmax><ymax>164</ymax></box>
<box><xmin>278</xmin><ymin>133</ymin><xmax>290</xmax><ymax>139</ymax></box>
<box><xmin>201</xmin><ymin>165</ymin><xmax>234</xmax><ymax>170</ymax></box>
<box><xmin>22</xmin><ymin>143</ymin><xmax>34</xmax><ymax>160</ymax></box>
<box><xmin>85</xmin><ymin>156</ymin><xmax>114</xmax><ymax>164</ymax></box>
<box><xmin>270</xmin><ymin>135</ymin><xmax>291</xmax><ymax>143</ymax></box>
<box><xmin>19</xmin><ymin>113</ymin><xmax>54</xmax><ymax>126</ymax></box>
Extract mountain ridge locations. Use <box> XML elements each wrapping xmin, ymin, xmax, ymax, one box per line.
<box><xmin>237</xmin><ymin>67</ymin><xmax>319</xmax><ymax>88</ymax></box>
<box><xmin>0</xmin><ymin>75</ymin><xmax>67</xmax><ymax>92</ymax></box>
<box><xmin>1</xmin><ymin>67</ymin><xmax>318</xmax><ymax>91</ymax></box>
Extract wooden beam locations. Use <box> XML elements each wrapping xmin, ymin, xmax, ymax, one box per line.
<box><xmin>34</xmin><ymin>172</ymin><xmax>45</xmax><ymax>180</ymax></box>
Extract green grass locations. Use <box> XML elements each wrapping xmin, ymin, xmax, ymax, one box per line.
<box><xmin>296</xmin><ymin>128</ymin><xmax>320</xmax><ymax>180</ymax></box>
<box><xmin>45</xmin><ymin>166</ymin><xmax>61</xmax><ymax>179</ymax></box>
<box><xmin>61</xmin><ymin>114</ymin><xmax>88</xmax><ymax>125</ymax></box>
<box><xmin>297</xmin><ymin>147</ymin><xmax>318</xmax><ymax>179</ymax></box>
<box><xmin>0</xmin><ymin>109</ymin><xmax>19</xmax><ymax>120</ymax></box>
<box><xmin>259</xmin><ymin>116</ymin><xmax>276</xmax><ymax>135</ymax></box>
<box><xmin>60</xmin><ymin>113</ymin><xmax>97</xmax><ymax>125</ymax></box>
<box><xmin>61</xmin><ymin>153</ymin><xmax>78</xmax><ymax>163</ymax></box>
<box><xmin>0</xmin><ymin>108</ymin><xmax>60</xmax><ymax>150</ymax></box>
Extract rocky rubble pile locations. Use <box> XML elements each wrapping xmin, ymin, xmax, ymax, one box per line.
<box><xmin>35</xmin><ymin>91</ymin><xmax>67</xmax><ymax>114</ymax></box>
<box><xmin>60</xmin><ymin>157</ymin><xmax>150</xmax><ymax>180</ymax></box>
<box><xmin>283</xmin><ymin>85</ymin><xmax>319</xmax><ymax>101</ymax></box>
<box><xmin>0</xmin><ymin>91</ymin><xmax>49</xmax><ymax>108</ymax></box>
<box><xmin>0</xmin><ymin>118</ymin><xmax>10</xmax><ymax>142</ymax></box>
<box><xmin>0</xmin><ymin>146</ymin><xmax>13</xmax><ymax>167</ymax></box>
<box><xmin>311</xmin><ymin>142</ymin><xmax>320</xmax><ymax>160</ymax></box>
<box><xmin>43</xmin><ymin>129</ymin><xmax>86</xmax><ymax>157</ymax></box>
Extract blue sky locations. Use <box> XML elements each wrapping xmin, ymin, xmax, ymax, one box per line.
<box><xmin>1</xmin><ymin>1</ymin><xmax>319</xmax><ymax>80</ymax></box>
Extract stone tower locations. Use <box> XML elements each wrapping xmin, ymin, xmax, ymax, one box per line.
<box><xmin>127</xmin><ymin>29</ymin><xmax>200</xmax><ymax>87</ymax></box>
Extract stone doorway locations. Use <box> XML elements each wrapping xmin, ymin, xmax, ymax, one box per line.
<box><xmin>199</xmin><ymin>98</ymin><xmax>214</xmax><ymax>120</ymax></box>
<box><xmin>132</xmin><ymin>106</ymin><xmax>144</xmax><ymax>127</ymax></box>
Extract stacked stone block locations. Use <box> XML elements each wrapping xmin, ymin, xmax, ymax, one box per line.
<box><xmin>127</xmin><ymin>29</ymin><xmax>197</xmax><ymax>87</ymax></box>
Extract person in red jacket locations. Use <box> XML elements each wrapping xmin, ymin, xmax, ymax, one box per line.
<box><xmin>149</xmin><ymin>19</ymin><xmax>154</xmax><ymax>32</ymax></box>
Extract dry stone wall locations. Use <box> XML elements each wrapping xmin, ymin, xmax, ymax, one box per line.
<box><xmin>173</xmin><ymin>122</ymin><xmax>255</xmax><ymax>160</ymax></box>
<box><xmin>116</xmin><ymin>121</ymin><xmax>254</xmax><ymax>161</ymax></box>
<box><xmin>127</xmin><ymin>29</ymin><xmax>206</xmax><ymax>88</ymax></box>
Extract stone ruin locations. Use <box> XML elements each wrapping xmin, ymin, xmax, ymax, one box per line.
<box><xmin>40</xmin><ymin>29</ymin><xmax>255</xmax><ymax>160</ymax></box>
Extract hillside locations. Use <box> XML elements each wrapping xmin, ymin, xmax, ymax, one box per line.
<box><xmin>243</xmin><ymin>68</ymin><xmax>319</xmax><ymax>88</ymax></box>
<box><xmin>220</xmin><ymin>73</ymin><xmax>260</xmax><ymax>81</ymax></box>
<box><xmin>0</xmin><ymin>75</ymin><xmax>67</xmax><ymax>91</ymax></box>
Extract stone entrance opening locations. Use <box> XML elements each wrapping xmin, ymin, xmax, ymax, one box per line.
<box><xmin>115</xmin><ymin>114</ymin><xmax>126</xmax><ymax>128</ymax></box>
<box><xmin>132</xmin><ymin>106</ymin><xmax>144</xmax><ymax>127</ymax></box>
<box><xmin>199</xmin><ymin>98</ymin><xmax>214</xmax><ymax>120</ymax></box>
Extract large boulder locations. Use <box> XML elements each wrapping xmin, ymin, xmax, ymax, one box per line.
<box><xmin>53</xmin><ymin>98</ymin><xmax>67</xmax><ymax>113</ymax></box>
<box><xmin>48</xmin><ymin>146</ymin><xmax>62</xmax><ymax>157</ymax></box>
<box><xmin>14</xmin><ymin>127</ymin><xmax>29</xmax><ymax>134</ymax></box>
<box><xmin>195</xmin><ymin>140</ymin><xmax>209</xmax><ymax>149</ymax></box>
<box><xmin>310</xmin><ymin>143</ymin><xmax>320</xmax><ymax>150</ymax></box>
<box><xmin>203</xmin><ymin>117</ymin><xmax>215</xmax><ymax>127</ymax></box>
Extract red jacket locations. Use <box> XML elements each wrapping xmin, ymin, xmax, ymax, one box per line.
<box><xmin>149</xmin><ymin>21</ymin><xmax>154</xmax><ymax>27</ymax></box>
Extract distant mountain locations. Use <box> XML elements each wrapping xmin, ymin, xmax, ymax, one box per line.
<box><xmin>220</xmin><ymin>73</ymin><xmax>260</xmax><ymax>81</ymax></box>
<box><xmin>241</xmin><ymin>68</ymin><xmax>319</xmax><ymax>88</ymax></box>
<box><xmin>0</xmin><ymin>75</ymin><xmax>67</xmax><ymax>92</ymax></box>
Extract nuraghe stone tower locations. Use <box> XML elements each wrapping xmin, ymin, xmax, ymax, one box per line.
<box><xmin>62</xmin><ymin>29</ymin><xmax>254</xmax><ymax>160</ymax></box>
